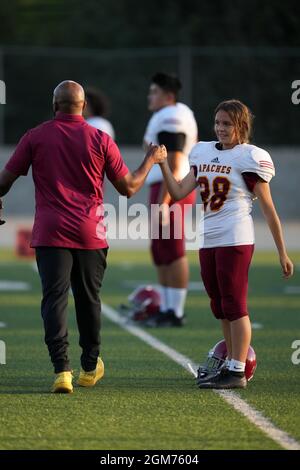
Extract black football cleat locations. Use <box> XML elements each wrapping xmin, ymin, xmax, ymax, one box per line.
<box><xmin>145</xmin><ymin>309</ymin><xmax>185</xmax><ymax>327</ymax></box>
<box><xmin>198</xmin><ymin>368</ymin><xmax>247</xmax><ymax>389</ymax></box>
<box><xmin>196</xmin><ymin>365</ymin><xmax>228</xmax><ymax>385</ymax></box>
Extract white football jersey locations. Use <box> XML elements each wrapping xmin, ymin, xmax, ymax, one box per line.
<box><xmin>189</xmin><ymin>141</ymin><xmax>275</xmax><ymax>248</ymax></box>
<box><xmin>86</xmin><ymin>116</ymin><xmax>115</xmax><ymax>140</ymax></box>
<box><xmin>144</xmin><ymin>102</ymin><xmax>198</xmax><ymax>185</ymax></box>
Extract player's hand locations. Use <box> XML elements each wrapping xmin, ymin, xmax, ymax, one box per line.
<box><xmin>0</xmin><ymin>199</ymin><xmax>5</xmax><ymax>226</ymax></box>
<box><xmin>146</xmin><ymin>143</ymin><xmax>167</xmax><ymax>164</ymax></box>
<box><xmin>280</xmin><ymin>254</ymin><xmax>294</xmax><ymax>278</ymax></box>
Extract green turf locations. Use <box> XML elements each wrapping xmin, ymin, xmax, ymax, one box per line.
<box><xmin>0</xmin><ymin>249</ymin><xmax>299</xmax><ymax>450</ymax></box>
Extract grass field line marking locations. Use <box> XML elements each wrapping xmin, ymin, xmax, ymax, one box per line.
<box><xmin>0</xmin><ymin>280</ymin><xmax>31</xmax><ymax>291</ymax></box>
<box><xmin>284</xmin><ymin>286</ymin><xmax>300</xmax><ymax>295</ymax></box>
<box><xmin>122</xmin><ymin>280</ymin><xmax>205</xmax><ymax>291</ymax></box>
<box><xmin>102</xmin><ymin>302</ymin><xmax>300</xmax><ymax>451</ymax></box>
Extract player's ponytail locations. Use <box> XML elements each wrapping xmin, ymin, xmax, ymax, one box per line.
<box><xmin>214</xmin><ymin>100</ymin><xmax>254</xmax><ymax>144</ymax></box>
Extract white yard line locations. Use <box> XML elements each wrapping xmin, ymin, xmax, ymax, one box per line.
<box><xmin>102</xmin><ymin>303</ymin><xmax>300</xmax><ymax>451</ymax></box>
<box><xmin>0</xmin><ymin>281</ymin><xmax>31</xmax><ymax>291</ymax></box>
<box><xmin>121</xmin><ymin>280</ymin><xmax>205</xmax><ymax>291</ymax></box>
<box><xmin>284</xmin><ymin>286</ymin><xmax>300</xmax><ymax>295</ymax></box>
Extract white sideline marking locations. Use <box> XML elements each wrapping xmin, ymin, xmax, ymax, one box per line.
<box><xmin>187</xmin><ymin>362</ymin><xmax>198</xmax><ymax>378</ymax></box>
<box><xmin>0</xmin><ymin>322</ymin><xmax>7</xmax><ymax>328</ymax></box>
<box><xmin>119</xmin><ymin>262</ymin><xmax>133</xmax><ymax>270</ymax></box>
<box><xmin>122</xmin><ymin>280</ymin><xmax>205</xmax><ymax>291</ymax></box>
<box><xmin>188</xmin><ymin>282</ymin><xmax>205</xmax><ymax>291</ymax></box>
<box><xmin>102</xmin><ymin>303</ymin><xmax>300</xmax><ymax>450</ymax></box>
<box><xmin>0</xmin><ymin>281</ymin><xmax>31</xmax><ymax>291</ymax></box>
<box><xmin>251</xmin><ymin>322</ymin><xmax>263</xmax><ymax>330</ymax></box>
<box><xmin>284</xmin><ymin>286</ymin><xmax>300</xmax><ymax>295</ymax></box>
<box><xmin>32</xmin><ymin>262</ymin><xmax>38</xmax><ymax>273</ymax></box>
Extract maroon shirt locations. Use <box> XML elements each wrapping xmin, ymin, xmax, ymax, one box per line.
<box><xmin>5</xmin><ymin>112</ymin><xmax>129</xmax><ymax>249</ymax></box>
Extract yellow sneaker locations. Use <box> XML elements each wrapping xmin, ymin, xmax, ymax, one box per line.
<box><xmin>52</xmin><ymin>371</ymin><xmax>73</xmax><ymax>394</ymax></box>
<box><xmin>77</xmin><ymin>357</ymin><xmax>104</xmax><ymax>387</ymax></box>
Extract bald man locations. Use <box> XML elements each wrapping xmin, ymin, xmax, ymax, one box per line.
<box><xmin>0</xmin><ymin>80</ymin><xmax>167</xmax><ymax>393</ymax></box>
<box><xmin>53</xmin><ymin>80</ymin><xmax>85</xmax><ymax>114</ymax></box>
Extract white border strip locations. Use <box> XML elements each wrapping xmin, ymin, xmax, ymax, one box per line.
<box><xmin>102</xmin><ymin>303</ymin><xmax>300</xmax><ymax>450</ymax></box>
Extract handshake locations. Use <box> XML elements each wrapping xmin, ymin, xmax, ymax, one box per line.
<box><xmin>145</xmin><ymin>143</ymin><xmax>168</xmax><ymax>165</ymax></box>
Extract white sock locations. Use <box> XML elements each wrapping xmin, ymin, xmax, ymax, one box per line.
<box><xmin>229</xmin><ymin>359</ymin><xmax>245</xmax><ymax>373</ymax></box>
<box><xmin>225</xmin><ymin>358</ymin><xmax>231</xmax><ymax>369</ymax></box>
<box><xmin>166</xmin><ymin>287</ymin><xmax>187</xmax><ymax>318</ymax></box>
<box><xmin>158</xmin><ymin>285</ymin><xmax>168</xmax><ymax>312</ymax></box>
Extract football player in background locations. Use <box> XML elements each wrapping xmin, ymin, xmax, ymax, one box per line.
<box><xmin>157</xmin><ymin>99</ymin><xmax>294</xmax><ymax>388</ymax></box>
<box><xmin>83</xmin><ymin>87</ymin><xmax>115</xmax><ymax>139</ymax></box>
<box><xmin>143</xmin><ymin>73</ymin><xmax>198</xmax><ymax>327</ymax></box>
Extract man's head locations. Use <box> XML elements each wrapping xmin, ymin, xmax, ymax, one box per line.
<box><xmin>53</xmin><ymin>80</ymin><xmax>86</xmax><ymax>115</ymax></box>
<box><xmin>148</xmin><ymin>73</ymin><xmax>182</xmax><ymax>112</ymax></box>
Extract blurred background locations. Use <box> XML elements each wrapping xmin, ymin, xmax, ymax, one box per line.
<box><xmin>0</xmin><ymin>0</ymin><xmax>299</xmax><ymax>251</ymax></box>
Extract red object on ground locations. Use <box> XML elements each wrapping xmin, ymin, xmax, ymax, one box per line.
<box><xmin>16</xmin><ymin>228</ymin><xmax>35</xmax><ymax>257</ymax></box>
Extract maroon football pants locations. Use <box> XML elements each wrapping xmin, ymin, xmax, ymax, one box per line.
<box><xmin>199</xmin><ymin>245</ymin><xmax>254</xmax><ymax>321</ymax></box>
<box><xmin>149</xmin><ymin>182</ymin><xmax>196</xmax><ymax>266</ymax></box>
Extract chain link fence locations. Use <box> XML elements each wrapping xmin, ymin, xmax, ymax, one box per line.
<box><xmin>0</xmin><ymin>45</ymin><xmax>299</xmax><ymax>144</ymax></box>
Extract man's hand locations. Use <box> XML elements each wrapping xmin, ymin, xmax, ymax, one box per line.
<box><xmin>112</xmin><ymin>144</ymin><xmax>167</xmax><ymax>198</ymax></box>
<box><xmin>0</xmin><ymin>199</ymin><xmax>5</xmax><ymax>225</ymax></box>
<box><xmin>145</xmin><ymin>143</ymin><xmax>167</xmax><ymax>164</ymax></box>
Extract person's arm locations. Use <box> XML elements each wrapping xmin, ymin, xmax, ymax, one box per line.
<box><xmin>0</xmin><ymin>131</ymin><xmax>32</xmax><ymax>200</ymax></box>
<box><xmin>0</xmin><ymin>169</ymin><xmax>19</xmax><ymax>197</ymax></box>
<box><xmin>0</xmin><ymin>169</ymin><xmax>19</xmax><ymax>225</ymax></box>
<box><xmin>0</xmin><ymin>198</ymin><xmax>5</xmax><ymax>225</ymax></box>
<box><xmin>158</xmin><ymin>150</ymin><xmax>184</xmax><ymax>206</ymax></box>
<box><xmin>159</xmin><ymin>159</ymin><xmax>197</xmax><ymax>202</ymax></box>
<box><xmin>156</xmin><ymin>131</ymin><xmax>187</xmax><ymax>207</ymax></box>
<box><xmin>112</xmin><ymin>144</ymin><xmax>167</xmax><ymax>198</ymax></box>
<box><xmin>253</xmin><ymin>181</ymin><xmax>294</xmax><ymax>278</ymax></box>
<box><xmin>158</xmin><ymin>151</ymin><xmax>184</xmax><ymax>226</ymax></box>
<box><xmin>0</xmin><ymin>130</ymin><xmax>32</xmax><ymax>225</ymax></box>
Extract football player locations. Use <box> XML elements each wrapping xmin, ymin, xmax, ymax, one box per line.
<box><xmin>83</xmin><ymin>87</ymin><xmax>115</xmax><ymax>139</ymax></box>
<box><xmin>157</xmin><ymin>99</ymin><xmax>294</xmax><ymax>388</ymax></box>
<box><xmin>143</xmin><ymin>73</ymin><xmax>198</xmax><ymax>327</ymax></box>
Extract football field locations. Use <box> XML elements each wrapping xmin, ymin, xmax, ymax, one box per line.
<box><xmin>0</xmin><ymin>248</ymin><xmax>299</xmax><ymax>450</ymax></box>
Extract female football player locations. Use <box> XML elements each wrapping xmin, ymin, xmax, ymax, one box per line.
<box><xmin>158</xmin><ymin>99</ymin><xmax>294</xmax><ymax>389</ymax></box>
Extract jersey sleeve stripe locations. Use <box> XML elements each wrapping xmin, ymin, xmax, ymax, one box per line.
<box><xmin>259</xmin><ymin>163</ymin><xmax>274</xmax><ymax>168</ymax></box>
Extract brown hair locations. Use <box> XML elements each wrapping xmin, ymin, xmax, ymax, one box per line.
<box><xmin>214</xmin><ymin>99</ymin><xmax>254</xmax><ymax>144</ymax></box>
